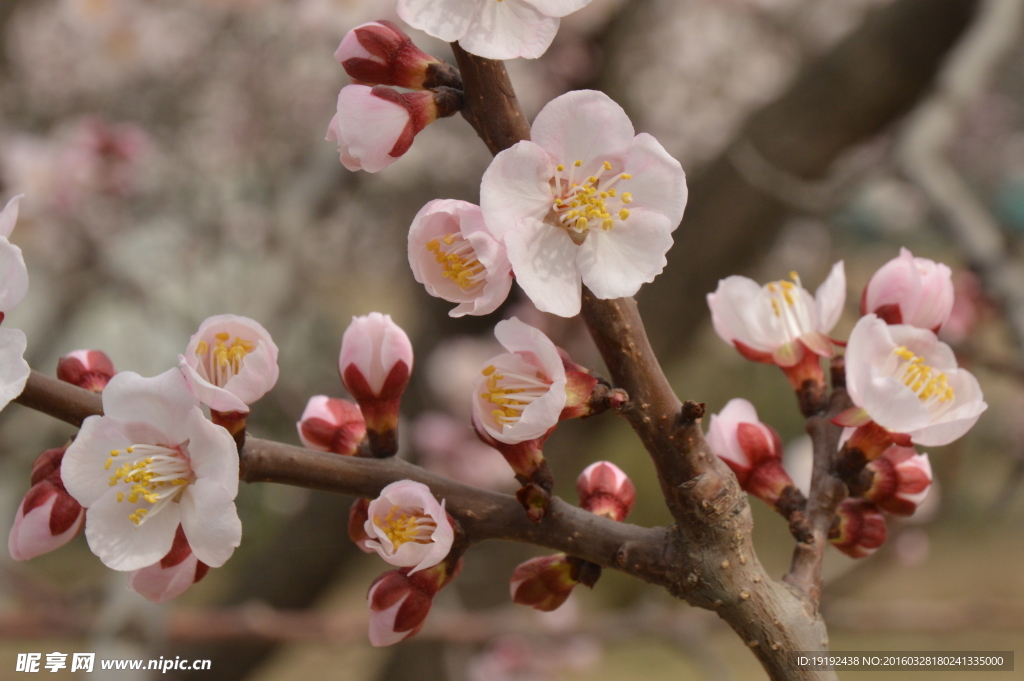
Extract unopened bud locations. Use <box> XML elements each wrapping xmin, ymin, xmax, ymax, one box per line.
<box><xmin>559</xmin><ymin>351</ymin><xmax>628</xmax><ymax>420</ymax></box>
<box><xmin>297</xmin><ymin>395</ymin><xmax>367</xmax><ymax>455</ymax></box>
<box><xmin>576</xmin><ymin>461</ymin><xmax>635</xmax><ymax>522</ymax></box>
<box><xmin>861</xmin><ymin>248</ymin><xmax>953</xmax><ymax>332</ymax></box>
<box><xmin>9</xmin><ymin>444</ymin><xmax>84</xmax><ymax>561</ymax></box>
<box><xmin>57</xmin><ymin>349</ymin><xmax>116</xmax><ymax>392</ymax></box>
<box><xmin>861</xmin><ymin>445</ymin><xmax>932</xmax><ymax>517</ymax></box>
<box><xmin>339</xmin><ymin>313</ymin><xmax>413</xmax><ymax>456</ymax></box>
<box><xmin>830</xmin><ymin>499</ymin><xmax>887</xmax><ymax>558</ymax></box>
<box><xmin>335</xmin><ymin>20</ymin><xmax>462</xmax><ymax>91</ymax></box>
<box><xmin>367</xmin><ymin>558</ymin><xmax>462</xmax><ymax>647</ymax></box>
<box><xmin>510</xmin><ymin>553</ymin><xmax>599</xmax><ymax>612</ymax></box>
<box><xmin>834</xmin><ymin>420</ymin><xmax>912</xmax><ymax>480</ymax></box>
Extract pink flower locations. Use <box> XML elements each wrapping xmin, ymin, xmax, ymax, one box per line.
<box><xmin>481</xmin><ymin>90</ymin><xmax>688</xmax><ymax>317</ymax></box>
<box><xmin>57</xmin><ymin>349</ymin><xmax>116</xmax><ymax>393</ymax></box>
<box><xmin>296</xmin><ymin>395</ymin><xmax>366</xmax><ymax>456</ymax></box>
<box><xmin>861</xmin><ymin>248</ymin><xmax>954</xmax><ymax>332</ymax></box>
<box><xmin>0</xmin><ymin>194</ymin><xmax>30</xmax><ymax>413</ymax></box>
<box><xmin>844</xmin><ymin>315</ymin><xmax>986</xmax><ymax>447</ymax></box>
<box><xmin>575</xmin><ymin>462</ymin><xmax>635</xmax><ymax>522</ymax></box>
<box><xmin>363</xmin><ymin>480</ymin><xmax>454</xmax><ymax>574</ymax></box>
<box><xmin>408</xmin><ymin>199</ymin><xmax>513</xmax><ymax>317</ymax></box>
<box><xmin>413</xmin><ymin>412</ymin><xmax>512</xmax><ymax>490</ymax></box>
<box><xmin>509</xmin><ymin>554</ymin><xmax>578</xmax><ymax>612</ymax></box>
<box><xmin>335</xmin><ymin>21</ymin><xmax>454</xmax><ymax>90</ymax></box>
<box><xmin>367</xmin><ymin>559</ymin><xmax>461</xmax><ymax>647</ymax></box>
<box><xmin>61</xmin><ymin>369</ymin><xmax>242</xmax><ymax>571</ymax></box>
<box><xmin>398</xmin><ymin>0</ymin><xmax>592</xmax><ymax>60</ymax></box>
<box><xmin>180</xmin><ymin>314</ymin><xmax>280</xmax><ymax>414</ymax></box>
<box><xmin>708</xmin><ymin>262</ymin><xmax>845</xmax><ymax>367</ymax></box>
<box><xmin>127</xmin><ymin>525</ymin><xmax>209</xmax><ymax>604</ymax></box>
<box><xmin>340</xmin><ymin>312</ymin><xmax>413</xmax><ymax>457</ymax></box>
<box><xmin>706</xmin><ymin>398</ymin><xmax>795</xmax><ymax>507</ymax></box>
<box><xmin>327</xmin><ymin>85</ymin><xmax>460</xmax><ymax>173</ymax></box>
<box><xmin>862</xmin><ymin>445</ymin><xmax>933</xmax><ymax>517</ymax></box>
<box><xmin>472</xmin><ymin>317</ymin><xmax>567</xmax><ymax>445</ymax></box>
<box><xmin>831</xmin><ymin>499</ymin><xmax>887</xmax><ymax>559</ymax></box>
<box><xmin>9</xmin><ymin>445</ymin><xmax>85</xmax><ymax>561</ymax></box>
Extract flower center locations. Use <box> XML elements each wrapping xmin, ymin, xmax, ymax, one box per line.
<box><xmin>550</xmin><ymin>160</ymin><xmax>633</xmax><ymax>245</ymax></box>
<box><xmin>479</xmin><ymin>364</ymin><xmax>552</xmax><ymax>427</ymax></box>
<box><xmin>764</xmin><ymin>271</ymin><xmax>813</xmax><ymax>342</ymax></box>
<box><xmin>889</xmin><ymin>346</ymin><xmax>954</xmax><ymax>409</ymax></box>
<box><xmin>105</xmin><ymin>445</ymin><xmax>194</xmax><ymax>526</ymax></box>
<box><xmin>373</xmin><ymin>506</ymin><xmax>436</xmax><ymax>551</ymax></box>
<box><xmin>194</xmin><ymin>332</ymin><xmax>257</xmax><ymax>387</ymax></box>
<box><xmin>426</xmin><ymin>233</ymin><xmax>486</xmax><ymax>291</ymax></box>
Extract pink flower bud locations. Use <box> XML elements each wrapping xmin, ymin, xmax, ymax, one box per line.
<box><xmin>349</xmin><ymin>498</ymin><xmax>375</xmax><ymax>553</ymax></box>
<box><xmin>128</xmin><ymin>525</ymin><xmax>209</xmax><ymax>604</ymax></box>
<box><xmin>509</xmin><ymin>554</ymin><xmax>578</xmax><ymax>612</ymax></box>
<box><xmin>367</xmin><ymin>559</ymin><xmax>461</xmax><ymax>647</ymax></box>
<box><xmin>9</xmin><ymin>445</ymin><xmax>85</xmax><ymax>561</ymax></box>
<box><xmin>363</xmin><ymin>480</ymin><xmax>454</xmax><ymax>574</ymax></box>
<box><xmin>408</xmin><ymin>199</ymin><xmax>513</xmax><ymax>317</ymax></box>
<box><xmin>831</xmin><ymin>499</ymin><xmax>887</xmax><ymax>558</ymax></box>
<box><xmin>706</xmin><ymin>399</ymin><xmax>795</xmax><ymax>507</ymax></box>
<box><xmin>576</xmin><ymin>462</ymin><xmax>635</xmax><ymax>522</ymax></box>
<box><xmin>326</xmin><ymin>85</ymin><xmax>461</xmax><ymax>173</ymax></box>
<box><xmin>335</xmin><ymin>21</ymin><xmax>458</xmax><ymax>91</ymax></box>
<box><xmin>863</xmin><ymin>445</ymin><xmax>932</xmax><ymax>516</ymax></box>
<box><xmin>297</xmin><ymin>395</ymin><xmax>366</xmax><ymax>456</ymax></box>
<box><xmin>56</xmin><ymin>349</ymin><xmax>116</xmax><ymax>392</ymax></box>
<box><xmin>861</xmin><ymin>248</ymin><xmax>954</xmax><ymax>332</ymax></box>
<box><xmin>180</xmin><ymin>314</ymin><xmax>280</xmax><ymax>414</ymax></box>
<box><xmin>340</xmin><ymin>312</ymin><xmax>413</xmax><ymax>457</ymax></box>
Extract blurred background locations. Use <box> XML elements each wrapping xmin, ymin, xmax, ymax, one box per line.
<box><xmin>0</xmin><ymin>0</ymin><xmax>1022</xmax><ymax>678</ymax></box>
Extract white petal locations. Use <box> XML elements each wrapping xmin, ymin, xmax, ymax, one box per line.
<box><xmin>0</xmin><ymin>327</ymin><xmax>29</xmax><ymax>412</ymax></box>
<box><xmin>0</xmin><ymin>194</ymin><xmax>23</xmax><ymax>239</ymax></box>
<box><xmin>85</xmin><ymin>490</ymin><xmax>180</xmax><ymax>571</ymax></box>
<box><xmin>888</xmin><ymin>324</ymin><xmax>957</xmax><ymax>370</ymax></box>
<box><xmin>397</xmin><ymin>0</ymin><xmax>476</xmax><ymax>42</ymax></box>
<box><xmin>62</xmin><ymin>415</ymin><xmax>133</xmax><ymax>507</ymax></box>
<box><xmin>622</xmin><ymin>133</ymin><xmax>688</xmax><ymax>229</ymax></box>
<box><xmin>844</xmin><ymin>315</ymin><xmax>894</xmax><ymax>408</ymax></box>
<box><xmin>0</xmin><ymin>239</ymin><xmax>28</xmax><ymax>313</ymax></box>
<box><xmin>180</xmin><ymin>361</ymin><xmax>249</xmax><ymax>414</ymax></box>
<box><xmin>504</xmin><ymin>217</ymin><xmax>582</xmax><ymax>317</ymax></box>
<box><xmin>183</xmin><ymin>407</ymin><xmax>239</xmax><ymax>498</ymax></box>
<box><xmin>531</xmin><ymin>90</ymin><xmax>633</xmax><ymax>175</ymax></box>
<box><xmin>459</xmin><ymin>0</ymin><xmax>559</xmax><ymax>60</ymax></box>
<box><xmin>336</xmin><ymin>86</ymin><xmax>410</xmax><ymax>174</ymax></box>
<box><xmin>707</xmin><ymin>276</ymin><xmax>774</xmax><ymax>352</ymax></box>
<box><xmin>814</xmin><ymin>261</ymin><xmax>846</xmax><ymax>334</ymax></box>
<box><xmin>179</xmin><ymin>479</ymin><xmax>242</xmax><ymax>568</ymax></box>
<box><xmin>520</xmin><ymin>0</ymin><xmax>592</xmax><ymax>18</ymax></box>
<box><xmin>101</xmin><ymin>369</ymin><xmax>198</xmax><ymax>445</ymax></box>
<box><xmin>480</xmin><ymin>141</ymin><xmax>554</xmax><ymax>241</ymax></box>
<box><xmin>576</xmin><ymin>209</ymin><xmax>673</xmax><ymax>300</ymax></box>
<box><xmin>494</xmin><ymin>317</ymin><xmax>566</xmax><ymax>383</ymax></box>
<box><xmin>860</xmin><ymin>374</ymin><xmax>932</xmax><ymax>434</ymax></box>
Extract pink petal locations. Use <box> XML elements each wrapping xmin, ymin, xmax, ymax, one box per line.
<box><xmin>0</xmin><ymin>194</ymin><xmax>23</xmax><ymax>239</ymax></box>
<box><xmin>576</xmin><ymin>209</ymin><xmax>674</xmax><ymax>300</ymax></box>
<box><xmin>0</xmin><ymin>239</ymin><xmax>28</xmax><ymax>313</ymax></box>
<box><xmin>459</xmin><ymin>0</ymin><xmax>559</xmax><ymax>60</ymax></box>
<box><xmin>621</xmin><ymin>133</ymin><xmax>688</xmax><ymax>229</ymax></box>
<box><xmin>179</xmin><ymin>479</ymin><xmax>242</xmax><ymax>568</ymax></box>
<box><xmin>531</xmin><ymin>90</ymin><xmax>633</xmax><ymax>176</ymax></box>
<box><xmin>397</xmin><ymin>0</ymin><xmax>475</xmax><ymax>43</ymax></box>
<box><xmin>84</xmin><ymin>489</ymin><xmax>180</xmax><ymax>571</ymax></box>
<box><xmin>503</xmin><ymin>216</ymin><xmax>582</xmax><ymax>317</ymax></box>
<box><xmin>480</xmin><ymin>141</ymin><xmax>554</xmax><ymax>241</ymax></box>
<box><xmin>814</xmin><ymin>261</ymin><xmax>846</xmax><ymax>334</ymax></box>
<box><xmin>101</xmin><ymin>369</ymin><xmax>198</xmax><ymax>445</ymax></box>
<box><xmin>0</xmin><ymin>327</ymin><xmax>29</xmax><ymax>412</ymax></box>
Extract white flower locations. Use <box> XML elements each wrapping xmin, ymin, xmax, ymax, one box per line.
<box><xmin>179</xmin><ymin>314</ymin><xmax>280</xmax><ymax>414</ymax></box>
<box><xmin>363</xmin><ymin>480</ymin><xmax>454</xmax><ymax>574</ymax></box>
<box><xmin>0</xmin><ymin>194</ymin><xmax>30</xmax><ymax>413</ymax></box>
<box><xmin>708</xmin><ymin>262</ymin><xmax>846</xmax><ymax>366</ymax></box>
<box><xmin>408</xmin><ymin>199</ymin><xmax>513</xmax><ymax>317</ymax></box>
<box><xmin>61</xmin><ymin>369</ymin><xmax>242</xmax><ymax>571</ymax></box>
<box><xmin>472</xmin><ymin>317</ymin><xmax>567</xmax><ymax>444</ymax></box>
<box><xmin>845</xmin><ymin>314</ymin><xmax>987</xmax><ymax>447</ymax></box>
<box><xmin>861</xmin><ymin>247</ymin><xmax>954</xmax><ymax>332</ymax></box>
<box><xmin>481</xmin><ymin>90</ymin><xmax>688</xmax><ymax>317</ymax></box>
<box><xmin>398</xmin><ymin>0</ymin><xmax>593</xmax><ymax>60</ymax></box>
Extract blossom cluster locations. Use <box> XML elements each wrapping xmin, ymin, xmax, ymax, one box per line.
<box><xmin>706</xmin><ymin>249</ymin><xmax>985</xmax><ymax>558</ymax></box>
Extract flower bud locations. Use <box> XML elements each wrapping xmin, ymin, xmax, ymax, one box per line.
<box><xmin>128</xmin><ymin>525</ymin><xmax>209</xmax><ymax>604</ymax></box>
<box><xmin>335</xmin><ymin>20</ymin><xmax>461</xmax><ymax>91</ymax></box>
<box><xmin>348</xmin><ymin>498</ymin><xmax>375</xmax><ymax>553</ymax></box>
<box><xmin>830</xmin><ymin>498</ymin><xmax>887</xmax><ymax>558</ymax></box>
<box><xmin>340</xmin><ymin>312</ymin><xmax>413</xmax><ymax>457</ymax></box>
<box><xmin>861</xmin><ymin>445</ymin><xmax>932</xmax><ymax>517</ymax></box>
<box><xmin>327</xmin><ymin>85</ymin><xmax>462</xmax><ymax>173</ymax></box>
<box><xmin>576</xmin><ymin>462</ymin><xmax>635</xmax><ymax>522</ymax></box>
<box><xmin>9</xmin><ymin>445</ymin><xmax>85</xmax><ymax>561</ymax></box>
<box><xmin>861</xmin><ymin>248</ymin><xmax>953</xmax><ymax>332</ymax></box>
<box><xmin>558</xmin><ymin>351</ymin><xmax>628</xmax><ymax>421</ymax></box>
<box><xmin>367</xmin><ymin>559</ymin><xmax>462</xmax><ymax>647</ymax></box>
<box><xmin>363</xmin><ymin>480</ymin><xmax>454</xmax><ymax>573</ymax></box>
<box><xmin>509</xmin><ymin>554</ymin><xmax>599</xmax><ymax>612</ymax></box>
<box><xmin>57</xmin><ymin>349</ymin><xmax>116</xmax><ymax>392</ymax></box>
<box><xmin>706</xmin><ymin>399</ymin><xmax>797</xmax><ymax>507</ymax></box>
<box><xmin>297</xmin><ymin>395</ymin><xmax>366</xmax><ymax>456</ymax></box>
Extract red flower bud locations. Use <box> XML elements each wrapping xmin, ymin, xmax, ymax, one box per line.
<box><xmin>367</xmin><ymin>559</ymin><xmax>461</xmax><ymax>647</ymax></box>
<box><xmin>863</xmin><ymin>445</ymin><xmax>932</xmax><ymax>516</ymax></box>
<box><xmin>297</xmin><ymin>395</ymin><xmax>366</xmax><ymax>456</ymax></box>
<box><xmin>509</xmin><ymin>554</ymin><xmax>578</xmax><ymax>612</ymax></box>
<box><xmin>9</xmin><ymin>445</ymin><xmax>84</xmax><ymax>561</ymax></box>
<box><xmin>831</xmin><ymin>499</ymin><xmax>887</xmax><ymax>558</ymax></box>
<box><xmin>576</xmin><ymin>461</ymin><xmax>635</xmax><ymax>522</ymax></box>
<box><xmin>335</xmin><ymin>20</ymin><xmax>460</xmax><ymax>91</ymax></box>
<box><xmin>56</xmin><ymin>349</ymin><xmax>115</xmax><ymax>392</ymax></box>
